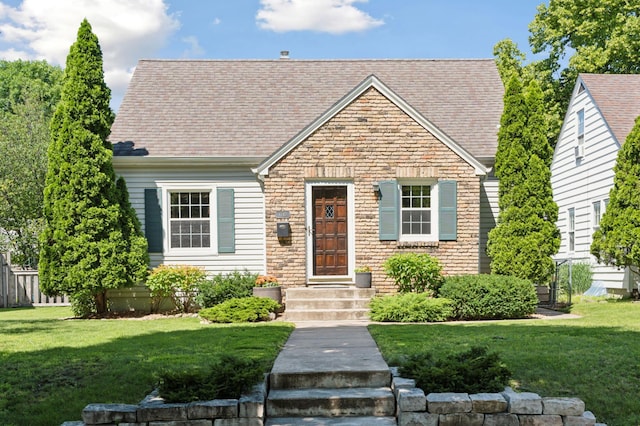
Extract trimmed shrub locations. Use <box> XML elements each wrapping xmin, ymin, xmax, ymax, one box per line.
<box><xmin>439</xmin><ymin>274</ymin><xmax>537</xmax><ymax>320</ymax></box>
<box><xmin>146</xmin><ymin>265</ymin><xmax>207</xmax><ymax>313</ymax></box>
<box><xmin>557</xmin><ymin>262</ymin><xmax>592</xmax><ymax>295</ymax></box>
<box><xmin>369</xmin><ymin>293</ymin><xmax>453</xmax><ymax>322</ymax></box>
<box><xmin>199</xmin><ymin>297</ymin><xmax>280</xmax><ymax>323</ymax></box>
<box><xmin>196</xmin><ymin>270</ymin><xmax>258</xmax><ymax>308</ymax></box>
<box><xmin>383</xmin><ymin>253</ymin><xmax>444</xmax><ymax>295</ymax></box>
<box><xmin>157</xmin><ymin>354</ymin><xmax>264</xmax><ymax>402</ymax></box>
<box><xmin>399</xmin><ymin>346</ymin><xmax>511</xmax><ymax>394</ymax></box>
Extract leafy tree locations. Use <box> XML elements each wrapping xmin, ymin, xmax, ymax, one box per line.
<box><xmin>495</xmin><ymin>1</ymin><xmax>640</xmax><ymax>144</ymax></box>
<box><xmin>0</xmin><ymin>61</ymin><xmax>62</xmax><ymax>267</ymax></box>
<box><xmin>488</xmin><ymin>77</ymin><xmax>560</xmax><ymax>284</ymax></box>
<box><xmin>39</xmin><ymin>19</ymin><xmax>148</xmax><ymax>315</ymax></box>
<box><xmin>0</xmin><ymin>60</ymin><xmax>62</xmax><ymax>115</ymax></box>
<box><xmin>591</xmin><ymin>117</ymin><xmax>640</xmax><ymax>278</ymax></box>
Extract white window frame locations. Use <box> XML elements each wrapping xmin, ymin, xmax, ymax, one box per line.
<box><xmin>157</xmin><ymin>182</ymin><xmax>218</xmax><ymax>256</ymax></box>
<box><xmin>568</xmin><ymin>207</ymin><xmax>575</xmax><ymax>253</ymax></box>
<box><xmin>592</xmin><ymin>200</ymin><xmax>602</xmax><ymax>230</ymax></box>
<box><xmin>398</xmin><ymin>180</ymin><xmax>439</xmax><ymax>242</ymax></box>
<box><xmin>576</xmin><ymin>109</ymin><xmax>585</xmax><ymax>158</ymax></box>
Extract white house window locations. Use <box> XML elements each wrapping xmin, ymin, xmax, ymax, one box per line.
<box><xmin>568</xmin><ymin>208</ymin><xmax>575</xmax><ymax>252</ymax></box>
<box><xmin>401</xmin><ymin>184</ymin><xmax>433</xmax><ymax>239</ymax></box>
<box><xmin>592</xmin><ymin>201</ymin><xmax>602</xmax><ymax>229</ymax></box>
<box><xmin>575</xmin><ymin>109</ymin><xmax>585</xmax><ymax>158</ymax></box>
<box><xmin>169</xmin><ymin>191</ymin><xmax>211</xmax><ymax>249</ymax></box>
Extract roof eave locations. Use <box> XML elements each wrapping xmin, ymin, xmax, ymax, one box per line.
<box><xmin>113</xmin><ymin>155</ymin><xmax>265</xmax><ymax>169</ymax></box>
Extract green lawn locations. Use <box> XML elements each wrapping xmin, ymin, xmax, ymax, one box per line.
<box><xmin>0</xmin><ymin>307</ymin><xmax>294</xmax><ymax>426</ymax></box>
<box><xmin>369</xmin><ymin>299</ymin><xmax>640</xmax><ymax>426</ymax></box>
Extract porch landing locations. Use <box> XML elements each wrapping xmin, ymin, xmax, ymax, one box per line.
<box><xmin>284</xmin><ymin>287</ymin><xmax>375</xmax><ymax>321</ymax></box>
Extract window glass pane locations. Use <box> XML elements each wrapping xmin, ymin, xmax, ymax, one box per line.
<box><xmin>169</xmin><ymin>191</ymin><xmax>212</xmax><ymax>249</ymax></box>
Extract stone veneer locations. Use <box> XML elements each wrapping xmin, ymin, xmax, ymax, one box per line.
<box><xmin>263</xmin><ymin>87</ymin><xmax>482</xmax><ymax>294</ymax></box>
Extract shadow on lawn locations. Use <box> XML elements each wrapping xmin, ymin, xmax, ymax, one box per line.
<box><xmin>0</xmin><ymin>318</ymin><xmax>293</xmax><ymax>426</ymax></box>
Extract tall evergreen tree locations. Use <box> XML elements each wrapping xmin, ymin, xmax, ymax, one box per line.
<box><xmin>39</xmin><ymin>19</ymin><xmax>148</xmax><ymax>315</ymax></box>
<box><xmin>591</xmin><ymin>117</ymin><xmax>640</xmax><ymax>277</ymax></box>
<box><xmin>488</xmin><ymin>78</ymin><xmax>560</xmax><ymax>284</ymax></box>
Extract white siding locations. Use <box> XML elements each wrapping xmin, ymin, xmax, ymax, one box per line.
<box><xmin>479</xmin><ymin>177</ymin><xmax>498</xmax><ymax>273</ymax></box>
<box><xmin>116</xmin><ymin>165</ymin><xmax>266</xmax><ymax>276</ymax></box>
<box><xmin>551</xmin><ymin>84</ymin><xmax>628</xmax><ymax>291</ymax></box>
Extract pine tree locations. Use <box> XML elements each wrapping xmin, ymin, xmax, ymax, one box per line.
<box><xmin>39</xmin><ymin>19</ymin><xmax>148</xmax><ymax>315</ymax></box>
<box><xmin>591</xmin><ymin>117</ymin><xmax>640</xmax><ymax>274</ymax></box>
<box><xmin>488</xmin><ymin>78</ymin><xmax>560</xmax><ymax>284</ymax></box>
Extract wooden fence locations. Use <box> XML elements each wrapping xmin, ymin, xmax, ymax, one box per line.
<box><xmin>0</xmin><ymin>253</ymin><xmax>69</xmax><ymax>308</ymax></box>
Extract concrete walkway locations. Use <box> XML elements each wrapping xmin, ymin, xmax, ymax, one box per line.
<box><xmin>270</xmin><ymin>320</ymin><xmax>390</xmax><ymax>388</ymax></box>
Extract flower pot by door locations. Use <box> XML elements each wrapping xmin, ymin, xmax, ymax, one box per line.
<box><xmin>355</xmin><ymin>272</ymin><xmax>372</xmax><ymax>288</ymax></box>
<box><xmin>253</xmin><ymin>286</ymin><xmax>282</xmax><ymax>304</ymax></box>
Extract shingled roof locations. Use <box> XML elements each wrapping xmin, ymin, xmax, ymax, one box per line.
<box><xmin>579</xmin><ymin>73</ymin><xmax>640</xmax><ymax>144</ymax></box>
<box><xmin>110</xmin><ymin>59</ymin><xmax>503</xmax><ymax>162</ymax></box>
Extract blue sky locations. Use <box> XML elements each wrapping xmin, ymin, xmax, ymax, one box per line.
<box><xmin>0</xmin><ymin>1</ymin><xmax>545</xmax><ymax>111</ymax></box>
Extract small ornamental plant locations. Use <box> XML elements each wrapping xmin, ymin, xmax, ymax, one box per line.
<box><xmin>255</xmin><ymin>275</ymin><xmax>279</xmax><ymax>287</ymax></box>
<box><xmin>355</xmin><ymin>266</ymin><xmax>371</xmax><ymax>273</ymax></box>
<box><xmin>256</xmin><ymin>275</ymin><xmax>280</xmax><ymax>287</ymax></box>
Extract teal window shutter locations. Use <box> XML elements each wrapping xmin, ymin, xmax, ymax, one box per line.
<box><xmin>217</xmin><ymin>188</ymin><xmax>235</xmax><ymax>253</ymax></box>
<box><xmin>144</xmin><ymin>188</ymin><xmax>163</xmax><ymax>253</ymax></box>
<box><xmin>378</xmin><ymin>180</ymin><xmax>399</xmax><ymax>241</ymax></box>
<box><xmin>439</xmin><ymin>180</ymin><xmax>457</xmax><ymax>241</ymax></box>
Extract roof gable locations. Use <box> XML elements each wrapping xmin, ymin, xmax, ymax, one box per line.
<box><xmin>254</xmin><ymin>75</ymin><xmax>489</xmax><ymax>176</ymax></box>
<box><xmin>578</xmin><ymin>73</ymin><xmax>640</xmax><ymax>144</ymax></box>
<box><xmin>110</xmin><ymin>59</ymin><xmax>503</xmax><ymax>162</ymax></box>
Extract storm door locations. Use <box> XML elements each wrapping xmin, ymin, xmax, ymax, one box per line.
<box><xmin>312</xmin><ymin>186</ymin><xmax>348</xmax><ymax>275</ymax></box>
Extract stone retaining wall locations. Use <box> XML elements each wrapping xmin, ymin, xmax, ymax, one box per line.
<box><xmin>62</xmin><ymin>382</ymin><xmax>267</xmax><ymax>426</ymax></box>
<box><xmin>393</xmin><ymin>376</ymin><xmax>605</xmax><ymax>426</ymax></box>
<box><xmin>63</xmin><ymin>373</ymin><xmax>607</xmax><ymax>426</ymax></box>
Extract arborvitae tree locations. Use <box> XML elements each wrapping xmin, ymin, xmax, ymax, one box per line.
<box><xmin>488</xmin><ymin>78</ymin><xmax>560</xmax><ymax>285</ymax></box>
<box><xmin>39</xmin><ymin>19</ymin><xmax>148</xmax><ymax>315</ymax></box>
<box><xmin>494</xmin><ymin>76</ymin><xmax>527</xmax><ymax>209</ymax></box>
<box><xmin>591</xmin><ymin>117</ymin><xmax>640</xmax><ymax>277</ymax></box>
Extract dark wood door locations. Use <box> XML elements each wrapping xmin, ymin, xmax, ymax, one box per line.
<box><xmin>313</xmin><ymin>186</ymin><xmax>348</xmax><ymax>275</ymax></box>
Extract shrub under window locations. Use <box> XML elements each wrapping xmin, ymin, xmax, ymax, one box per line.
<box><xmin>439</xmin><ymin>274</ymin><xmax>537</xmax><ymax>320</ymax></box>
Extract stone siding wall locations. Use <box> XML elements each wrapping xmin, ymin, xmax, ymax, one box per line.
<box><xmin>263</xmin><ymin>87</ymin><xmax>481</xmax><ymax>293</ymax></box>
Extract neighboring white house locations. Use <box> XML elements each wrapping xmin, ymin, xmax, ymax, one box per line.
<box><xmin>551</xmin><ymin>73</ymin><xmax>640</xmax><ymax>295</ymax></box>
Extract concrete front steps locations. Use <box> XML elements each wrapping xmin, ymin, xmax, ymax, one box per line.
<box><xmin>266</xmin><ymin>372</ymin><xmax>396</xmax><ymax>425</ymax></box>
<box><xmin>265</xmin><ymin>324</ymin><xmax>396</xmax><ymax>425</ymax></box>
<box><xmin>284</xmin><ymin>287</ymin><xmax>375</xmax><ymax>321</ymax></box>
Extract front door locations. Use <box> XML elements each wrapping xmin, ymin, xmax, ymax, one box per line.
<box><xmin>312</xmin><ymin>186</ymin><xmax>348</xmax><ymax>275</ymax></box>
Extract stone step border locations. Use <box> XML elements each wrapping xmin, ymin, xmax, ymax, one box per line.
<box><xmin>392</xmin><ymin>368</ymin><xmax>606</xmax><ymax>426</ymax></box>
<box><xmin>62</xmin><ymin>371</ymin><xmax>608</xmax><ymax>426</ymax></box>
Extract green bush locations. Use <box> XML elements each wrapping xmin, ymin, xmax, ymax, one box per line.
<box><xmin>199</xmin><ymin>297</ymin><xmax>280</xmax><ymax>323</ymax></box>
<box><xmin>369</xmin><ymin>293</ymin><xmax>453</xmax><ymax>322</ymax></box>
<box><xmin>383</xmin><ymin>253</ymin><xmax>444</xmax><ymax>295</ymax></box>
<box><xmin>399</xmin><ymin>346</ymin><xmax>511</xmax><ymax>394</ymax></box>
<box><xmin>439</xmin><ymin>274</ymin><xmax>537</xmax><ymax>320</ymax></box>
<box><xmin>70</xmin><ymin>289</ymin><xmax>97</xmax><ymax>318</ymax></box>
<box><xmin>196</xmin><ymin>270</ymin><xmax>258</xmax><ymax>308</ymax></box>
<box><xmin>146</xmin><ymin>265</ymin><xmax>208</xmax><ymax>313</ymax></box>
<box><xmin>557</xmin><ymin>262</ymin><xmax>592</xmax><ymax>295</ymax></box>
<box><xmin>157</xmin><ymin>354</ymin><xmax>264</xmax><ymax>402</ymax></box>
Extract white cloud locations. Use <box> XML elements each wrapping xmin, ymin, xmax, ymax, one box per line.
<box><xmin>181</xmin><ymin>35</ymin><xmax>204</xmax><ymax>58</ymax></box>
<box><xmin>256</xmin><ymin>0</ymin><xmax>384</xmax><ymax>34</ymax></box>
<box><xmin>0</xmin><ymin>0</ymin><xmax>180</xmax><ymax>108</ymax></box>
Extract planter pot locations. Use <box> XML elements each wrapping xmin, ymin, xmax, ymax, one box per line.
<box><xmin>253</xmin><ymin>286</ymin><xmax>282</xmax><ymax>305</ymax></box>
<box><xmin>355</xmin><ymin>272</ymin><xmax>372</xmax><ymax>288</ymax></box>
